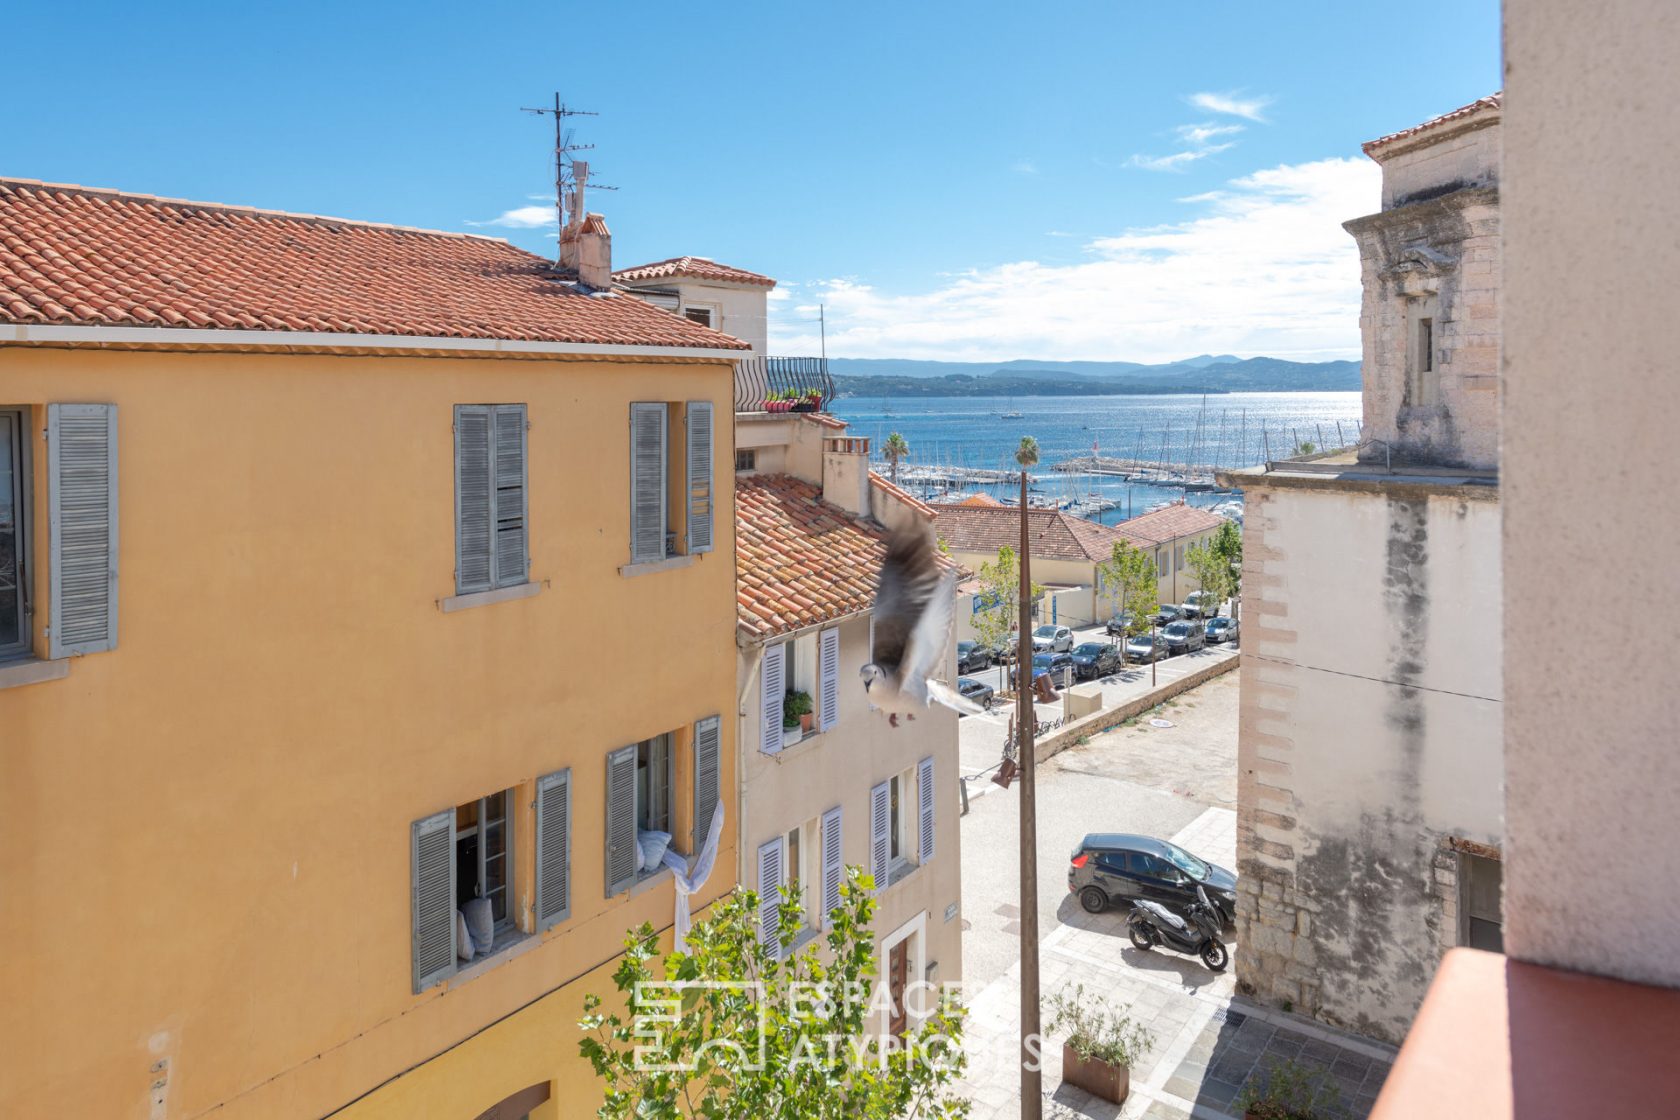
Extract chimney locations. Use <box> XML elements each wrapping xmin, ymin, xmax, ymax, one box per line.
<box><xmin>558</xmin><ymin>160</ymin><xmax>613</xmax><ymax>290</ymax></box>
<box><xmin>822</xmin><ymin>436</ymin><xmax>873</xmax><ymax>518</ymax></box>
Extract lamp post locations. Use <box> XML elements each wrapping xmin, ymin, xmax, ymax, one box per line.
<box><xmin>1014</xmin><ymin>436</ymin><xmax>1041</xmax><ymax>1120</ymax></box>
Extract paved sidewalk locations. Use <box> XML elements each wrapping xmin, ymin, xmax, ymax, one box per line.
<box><xmin>956</xmin><ymin>808</ymin><xmax>1395</xmax><ymax>1120</ymax></box>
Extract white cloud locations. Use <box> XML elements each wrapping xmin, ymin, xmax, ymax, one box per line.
<box><xmin>1012</xmin><ymin>160</ymin><xmax>1039</xmax><ymax>175</ymax></box>
<box><xmin>768</xmin><ymin>157</ymin><xmax>1377</xmax><ymax>363</ymax></box>
<box><xmin>1176</xmin><ymin>122</ymin><xmax>1245</xmax><ymax>146</ymax></box>
<box><xmin>1127</xmin><ymin>143</ymin><xmax>1235</xmax><ymax>172</ymax></box>
<box><xmin>1187</xmin><ymin>91</ymin><xmax>1273</xmax><ymax>122</ymax></box>
<box><xmin>467</xmin><ymin>204</ymin><xmax>556</xmax><ymax>229</ymax></box>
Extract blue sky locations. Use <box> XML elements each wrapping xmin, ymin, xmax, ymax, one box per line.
<box><xmin>7</xmin><ymin>1</ymin><xmax>1500</xmax><ymax>362</ymax></box>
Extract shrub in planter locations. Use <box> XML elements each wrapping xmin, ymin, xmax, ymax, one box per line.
<box><xmin>1233</xmin><ymin>1057</ymin><xmax>1343</xmax><ymax>1120</ymax></box>
<box><xmin>1046</xmin><ymin>983</ymin><xmax>1153</xmax><ymax>1105</ymax></box>
<box><xmin>783</xmin><ymin>690</ymin><xmax>813</xmax><ymax>731</ymax></box>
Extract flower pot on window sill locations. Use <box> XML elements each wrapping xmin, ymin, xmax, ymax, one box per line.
<box><xmin>1061</xmin><ymin>1042</ymin><xmax>1129</xmax><ymax>1105</ymax></box>
<box><xmin>799</xmin><ymin>712</ymin><xmax>814</xmax><ymax>732</ymax></box>
<box><xmin>781</xmin><ymin>724</ymin><xmax>803</xmax><ymax>747</ymax></box>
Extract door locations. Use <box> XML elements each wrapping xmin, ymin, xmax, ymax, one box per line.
<box><xmin>887</xmin><ymin>938</ymin><xmax>909</xmax><ymax>1038</ymax></box>
<box><xmin>1129</xmin><ymin>852</ymin><xmax>1182</xmax><ymax>906</ymax></box>
<box><xmin>1094</xmin><ymin>851</ymin><xmax>1140</xmax><ymax>901</ymax></box>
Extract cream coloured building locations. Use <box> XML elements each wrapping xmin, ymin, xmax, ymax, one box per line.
<box><xmin>734</xmin><ymin>410</ymin><xmax>964</xmax><ymax>1023</ymax></box>
<box><xmin>1220</xmin><ymin>97</ymin><xmax>1504</xmax><ymax>1045</ymax></box>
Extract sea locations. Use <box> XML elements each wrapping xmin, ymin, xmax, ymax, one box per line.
<box><xmin>828</xmin><ymin>391</ymin><xmax>1363</xmax><ymax>527</ymax></box>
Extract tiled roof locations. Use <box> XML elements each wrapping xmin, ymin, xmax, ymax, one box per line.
<box><xmin>1364</xmin><ymin>93</ymin><xmax>1502</xmax><ymax>157</ymax></box>
<box><xmin>0</xmin><ymin>178</ymin><xmax>747</xmax><ymax>350</ymax></box>
<box><xmin>931</xmin><ymin>504</ymin><xmax>1153</xmax><ymax>564</ymax></box>
<box><xmin>950</xmin><ymin>493</ymin><xmax>1006</xmax><ymax>507</ymax></box>
<box><xmin>1115</xmin><ymin>501</ymin><xmax>1228</xmax><ymax>543</ymax></box>
<box><xmin>736</xmin><ymin>474</ymin><xmax>889</xmax><ymax>640</ymax></box>
<box><xmin>868</xmin><ymin>471</ymin><xmax>936</xmax><ymax>519</ymax></box>
<box><xmin>614</xmin><ymin>256</ymin><xmax>777</xmax><ymax>288</ymax></box>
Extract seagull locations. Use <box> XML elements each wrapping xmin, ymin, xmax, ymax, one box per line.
<box><xmin>861</xmin><ymin>520</ymin><xmax>987</xmax><ymax>727</ymax></box>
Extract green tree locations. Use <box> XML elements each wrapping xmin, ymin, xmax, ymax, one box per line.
<box><xmin>1015</xmin><ymin>436</ymin><xmax>1040</xmax><ymax>470</ymax></box>
<box><xmin>1211</xmin><ymin>518</ymin><xmax>1243</xmax><ymax>623</ymax></box>
<box><xmin>579</xmin><ymin>870</ymin><xmax>968</xmax><ymax>1120</ymax></box>
<box><xmin>1186</xmin><ymin>518</ymin><xmax>1243</xmax><ymax>621</ymax></box>
<box><xmin>883</xmin><ymin>432</ymin><xmax>911</xmax><ymax>484</ymax></box>
<box><xmin>1095</xmin><ymin>539</ymin><xmax>1158</xmax><ymax>664</ymax></box>
<box><xmin>973</xmin><ymin>545</ymin><xmax>1043</xmax><ymax>684</ymax></box>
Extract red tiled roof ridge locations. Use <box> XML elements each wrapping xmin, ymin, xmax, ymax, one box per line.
<box><xmin>615</xmin><ymin>255</ymin><xmax>777</xmax><ymax>288</ymax></box>
<box><xmin>932</xmin><ymin>502</ymin><xmax>1155</xmax><ymax>562</ymax></box>
<box><xmin>868</xmin><ymin>471</ymin><xmax>936</xmax><ymax>519</ymax></box>
<box><xmin>0</xmin><ymin>176</ymin><xmax>505</xmax><ymax>243</ymax></box>
<box><xmin>1364</xmin><ymin>93</ymin><xmax>1502</xmax><ymax>156</ymax></box>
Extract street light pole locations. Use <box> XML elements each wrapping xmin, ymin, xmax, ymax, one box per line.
<box><xmin>1017</xmin><ymin>459</ymin><xmax>1041</xmax><ymax>1120</ymax></box>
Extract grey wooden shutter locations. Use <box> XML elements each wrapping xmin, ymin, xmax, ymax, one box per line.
<box><xmin>760</xmin><ymin>643</ymin><xmax>785</xmax><ymax>755</ymax></box>
<box><xmin>454</xmin><ymin>406</ymin><xmax>493</xmax><ymax>594</ymax></box>
<box><xmin>818</xmin><ymin>627</ymin><xmax>840</xmax><ymax>732</ymax></box>
<box><xmin>692</xmin><ymin>715</ymin><xmax>722</xmax><ymax>854</ymax></box>
<box><xmin>686</xmin><ymin>401</ymin><xmax>714</xmax><ymax>554</ymax></box>
<box><xmin>757</xmin><ymin>837</ymin><xmax>785</xmax><ymax>956</ymax></box>
<box><xmin>604</xmin><ymin>745</ymin><xmax>638</xmax><ymax>896</ymax></box>
<box><xmin>821</xmin><ymin>805</ymin><xmax>844</xmax><ymax>927</ymax></box>
<box><xmin>46</xmin><ymin>403</ymin><xmax>118</xmax><ymax>657</ymax></box>
<box><xmin>535</xmin><ymin>768</ymin><xmax>572</xmax><ymax>931</ymax></box>
<box><xmin>629</xmin><ymin>403</ymin><xmax>667</xmax><ymax>564</ymax></box>
<box><xmin>869</xmin><ymin>780</ymin><xmax>891</xmax><ymax>890</ymax></box>
<box><xmin>492</xmin><ymin>404</ymin><xmax>528</xmax><ymax>587</ymax></box>
<box><xmin>918</xmin><ymin>755</ymin><xmax>936</xmax><ymax>864</ymax></box>
<box><xmin>411</xmin><ymin>809</ymin><xmax>456</xmax><ymax>992</ymax></box>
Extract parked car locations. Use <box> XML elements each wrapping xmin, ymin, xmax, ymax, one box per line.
<box><xmin>956</xmin><ymin>676</ymin><xmax>994</xmax><ymax>711</ymax></box>
<box><xmin>1124</xmin><ymin>632</ymin><xmax>1169</xmax><ymax>663</ymax></box>
<box><xmin>1031</xmin><ymin>624</ymin><xmax>1074</xmax><ymax>653</ymax></box>
<box><xmin>1180</xmin><ymin>591</ymin><xmax>1220</xmax><ymax>619</ymax></box>
<box><xmin>1070</xmin><ymin>641</ymin><xmax>1122</xmax><ymax>680</ymax></box>
<box><xmin>1015</xmin><ymin>650</ymin><xmax>1074</xmax><ymax>688</ymax></box>
<box><xmin>988</xmin><ymin>638</ymin><xmax>1020</xmax><ymax>666</ymax></box>
<box><xmin>1152</xmin><ymin>604</ymin><xmax>1185</xmax><ymax>627</ymax></box>
<box><xmin>1067</xmin><ymin>832</ymin><xmax>1239</xmax><ymax>925</ymax></box>
<box><xmin>1105</xmin><ymin>611</ymin><xmax>1137</xmax><ymax>637</ymax></box>
<box><xmin>1204</xmin><ymin>616</ymin><xmax>1239</xmax><ymax>644</ymax></box>
<box><xmin>1161</xmin><ymin>619</ymin><xmax>1206</xmax><ymax>655</ymax></box>
<box><xmin>957</xmin><ymin>640</ymin><xmax>992</xmax><ymax>673</ymax></box>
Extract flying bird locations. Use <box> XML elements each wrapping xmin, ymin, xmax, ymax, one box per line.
<box><xmin>861</xmin><ymin>520</ymin><xmax>986</xmax><ymax>726</ymax></box>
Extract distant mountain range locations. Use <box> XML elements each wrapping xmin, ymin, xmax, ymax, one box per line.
<box><xmin>828</xmin><ymin>355</ymin><xmax>1361</xmax><ymax>397</ymax></box>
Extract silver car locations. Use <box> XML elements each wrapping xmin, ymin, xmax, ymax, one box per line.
<box><xmin>1031</xmin><ymin>624</ymin><xmax>1074</xmax><ymax>653</ymax></box>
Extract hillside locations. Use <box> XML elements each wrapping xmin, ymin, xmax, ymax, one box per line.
<box><xmin>828</xmin><ymin>355</ymin><xmax>1360</xmax><ymax>397</ymax></box>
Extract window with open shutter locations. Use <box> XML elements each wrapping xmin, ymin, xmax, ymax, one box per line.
<box><xmin>411</xmin><ymin>809</ymin><xmax>456</xmax><ymax>992</ymax></box>
<box><xmin>818</xmin><ymin>627</ymin><xmax>840</xmax><ymax>732</ymax></box>
<box><xmin>535</xmin><ymin>769</ymin><xmax>572</xmax><ymax>931</ymax></box>
<box><xmin>629</xmin><ymin>403</ymin><xmax>667</xmax><ymax>564</ymax></box>
<box><xmin>917</xmin><ymin>755</ymin><xmax>936</xmax><ymax>864</ymax></box>
<box><xmin>760</xmin><ymin>644</ymin><xmax>785</xmax><ymax>755</ymax></box>
<box><xmin>757</xmin><ymin>836</ymin><xmax>785</xmax><ymax>956</ymax></box>
<box><xmin>47</xmin><ymin>403</ymin><xmax>118</xmax><ymax>657</ymax></box>
<box><xmin>869</xmin><ymin>780</ymin><xmax>891</xmax><ymax>891</ymax></box>
<box><xmin>692</xmin><ymin>715</ymin><xmax>722</xmax><ymax>854</ymax></box>
<box><xmin>821</xmin><ymin>805</ymin><xmax>844</xmax><ymax>927</ymax></box>
<box><xmin>454</xmin><ymin>404</ymin><xmax>527</xmax><ymax>595</ymax></box>
<box><xmin>686</xmin><ymin>401</ymin><xmax>714</xmax><ymax>553</ymax></box>
<box><xmin>605</xmin><ymin>745</ymin><xmax>639</xmax><ymax>896</ymax></box>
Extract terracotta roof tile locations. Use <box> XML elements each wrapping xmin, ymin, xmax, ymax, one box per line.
<box><xmin>0</xmin><ymin>178</ymin><xmax>747</xmax><ymax>350</ymax></box>
<box><xmin>614</xmin><ymin>255</ymin><xmax>777</xmax><ymax>288</ymax></box>
<box><xmin>868</xmin><ymin>471</ymin><xmax>936</xmax><ymax>519</ymax></box>
<box><xmin>1114</xmin><ymin>501</ymin><xmax>1228</xmax><ymax>543</ymax></box>
<box><xmin>931</xmin><ymin>504</ymin><xmax>1154</xmax><ymax>563</ymax></box>
<box><xmin>1364</xmin><ymin>93</ymin><xmax>1502</xmax><ymax>157</ymax></box>
<box><xmin>736</xmin><ymin>474</ymin><xmax>887</xmax><ymax>640</ymax></box>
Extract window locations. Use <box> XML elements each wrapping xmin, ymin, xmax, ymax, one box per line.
<box><xmin>605</xmin><ymin>717</ymin><xmax>721</xmax><ymax>897</ymax></box>
<box><xmin>0</xmin><ymin>408</ymin><xmax>27</xmax><ymax>660</ymax></box>
<box><xmin>454</xmin><ymin>404</ymin><xmax>528</xmax><ymax>594</ymax></box>
<box><xmin>1156</xmin><ymin>549</ymin><xmax>1167</xmax><ymax>579</ymax></box>
<box><xmin>889</xmin><ymin>774</ymin><xmax>904</xmax><ymax>863</ymax></box>
<box><xmin>1460</xmin><ymin>852</ymin><xmax>1504</xmax><ymax>953</ymax></box>
<box><xmin>1406</xmin><ymin>296</ymin><xmax>1442</xmax><ymax>407</ymax></box>
<box><xmin>636</xmin><ymin>733</ymin><xmax>673</xmax><ymax>838</ymax></box>
<box><xmin>683</xmin><ymin>306</ymin><xmax>715</xmax><ymax>329</ymax></box>
<box><xmin>457</xmin><ymin>791</ymin><xmax>514</xmax><ymax>931</ymax></box>
<box><xmin>629</xmin><ymin>401</ymin><xmax>714</xmax><ymax>565</ymax></box>
<box><xmin>1419</xmin><ymin>318</ymin><xmax>1435</xmax><ymax>374</ymax></box>
<box><xmin>735</xmin><ymin>448</ymin><xmax>756</xmax><ymax>472</ymax></box>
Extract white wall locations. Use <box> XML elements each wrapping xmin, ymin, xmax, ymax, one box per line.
<box><xmin>675</xmin><ymin>280</ymin><xmax>769</xmax><ymax>355</ymax></box>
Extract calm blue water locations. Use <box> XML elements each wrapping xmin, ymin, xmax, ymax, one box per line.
<box><xmin>829</xmin><ymin>392</ymin><xmax>1362</xmax><ymax>525</ymax></box>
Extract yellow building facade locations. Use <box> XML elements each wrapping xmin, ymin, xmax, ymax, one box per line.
<box><xmin>0</xmin><ymin>180</ymin><xmax>744</xmax><ymax>1119</ymax></box>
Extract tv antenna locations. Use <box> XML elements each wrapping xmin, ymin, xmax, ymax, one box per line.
<box><xmin>521</xmin><ymin>93</ymin><xmax>617</xmax><ymax>253</ymax></box>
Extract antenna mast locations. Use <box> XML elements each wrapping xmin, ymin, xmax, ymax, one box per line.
<box><xmin>520</xmin><ymin>93</ymin><xmax>616</xmax><ymax>259</ymax></box>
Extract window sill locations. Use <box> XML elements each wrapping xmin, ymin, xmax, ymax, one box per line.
<box><xmin>887</xmin><ymin>857</ymin><xmax>919</xmax><ymax>889</ymax></box>
<box><xmin>0</xmin><ymin>657</ymin><xmax>69</xmax><ymax>691</ymax></box>
<box><xmin>767</xmin><ymin>729</ymin><xmax>826</xmax><ymax>759</ymax></box>
<box><xmin>438</xmin><ymin>581</ymin><xmax>544</xmax><ymax>613</ymax></box>
<box><xmin>789</xmin><ymin>926</ymin><xmax>823</xmax><ymax>954</ymax></box>
<box><xmin>618</xmin><ymin>553</ymin><xmax>699</xmax><ymax>579</ymax></box>
<box><xmin>630</xmin><ymin>865</ymin><xmax>675</xmax><ymax>898</ymax></box>
<box><xmin>449</xmin><ymin>926</ymin><xmax>538</xmax><ymax>986</ymax></box>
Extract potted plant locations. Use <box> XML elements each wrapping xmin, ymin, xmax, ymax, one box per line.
<box><xmin>1233</xmin><ymin>1057</ymin><xmax>1343</xmax><ymax>1120</ymax></box>
<box><xmin>1046</xmin><ymin>984</ymin><xmax>1153</xmax><ymax>1105</ymax></box>
<box><xmin>791</xmin><ymin>389</ymin><xmax>820</xmax><ymax>413</ymax></box>
<box><xmin>784</xmin><ymin>690</ymin><xmax>814</xmax><ymax>734</ymax></box>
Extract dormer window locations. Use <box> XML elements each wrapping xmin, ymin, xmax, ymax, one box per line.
<box><xmin>684</xmin><ymin>306</ymin><xmax>714</xmax><ymax>329</ymax></box>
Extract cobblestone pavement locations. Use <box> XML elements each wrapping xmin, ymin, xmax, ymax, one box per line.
<box><xmin>956</xmin><ymin>808</ymin><xmax>1396</xmax><ymax>1120</ymax></box>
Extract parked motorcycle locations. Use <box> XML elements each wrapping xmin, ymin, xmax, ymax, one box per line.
<box><xmin>1126</xmin><ymin>884</ymin><xmax>1228</xmax><ymax>972</ymax></box>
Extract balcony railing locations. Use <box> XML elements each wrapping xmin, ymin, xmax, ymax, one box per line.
<box><xmin>734</xmin><ymin>356</ymin><xmax>834</xmax><ymax>413</ymax></box>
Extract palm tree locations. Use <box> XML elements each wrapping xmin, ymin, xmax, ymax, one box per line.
<box><xmin>1015</xmin><ymin>435</ymin><xmax>1040</xmax><ymax>470</ymax></box>
<box><xmin>883</xmin><ymin>431</ymin><xmax>910</xmax><ymax>483</ymax></box>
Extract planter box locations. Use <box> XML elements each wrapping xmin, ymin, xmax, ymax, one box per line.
<box><xmin>1061</xmin><ymin>1042</ymin><xmax>1129</xmax><ymax>1105</ymax></box>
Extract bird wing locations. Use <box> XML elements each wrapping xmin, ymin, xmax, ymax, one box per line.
<box><xmin>871</xmin><ymin>520</ymin><xmax>943</xmax><ymax>675</ymax></box>
<box><xmin>899</xmin><ymin>568</ymin><xmax>956</xmax><ymax>704</ymax></box>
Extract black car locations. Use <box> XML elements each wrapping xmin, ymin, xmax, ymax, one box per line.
<box><xmin>1153</xmin><ymin>604</ymin><xmax>1186</xmax><ymax>627</ymax></box>
<box><xmin>1124</xmin><ymin>632</ymin><xmax>1169</xmax><ymax>663</ymax></box>
<box><xmin>1105</xmin><ymin>611</ymin><xmax>1137</xmax><ymax>637</ymax></box>
<box><xmin>957</xmin><ymin>640</ymin><xmax>992</xmax><ymax>673</ymax></box>
<box><xmin>1070</xmin><ymin>641</ymin><xmax>1121</xmax><ymax>680</ymax></box>
<box><xmin>1015</xmin><ymin>650</ymin><xmax>1073</xmax><ymax>688</ymax></box>
<box><xmin>1161</xmin><ymin>619</ymin><xmax>1206</xmax><ymax>655</ymax></box>
<box><xmin>1067</xmin><ymin>833</ymin><xmax>1238</xmax><ymax>924</ymax></box>
<box><xmin>956</xmin><ymin>676</ymin><xmax>994</xmax><ymax>711</ymax></box>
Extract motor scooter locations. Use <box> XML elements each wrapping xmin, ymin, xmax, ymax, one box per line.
<box><xmin>1127</xmin><ymin>884</ymin><xmax>1228</xmax><ymax>972</ymax></box>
